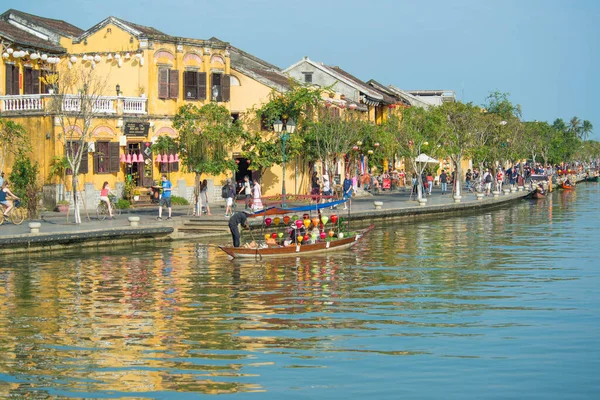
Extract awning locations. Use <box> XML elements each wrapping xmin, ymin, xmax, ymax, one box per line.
<box><xmin>415</xmin><ymin>153</ymin><xmax>439</xmax><ymax>163</ymax></box>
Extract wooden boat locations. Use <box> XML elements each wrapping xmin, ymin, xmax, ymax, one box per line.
<box><xmin>561</xmin><ymin>182</ymin><xmax>575</xmax><ymax>190</ymax></box>
<box><xmin>531</xmin><ymin>190</ymin><xmax>546</xmax><ymax>199</ymax></box>
<box><xmin>219</xmin><ymin>225</ymin><xmax>374</xmax><ymax>259</ymax></box>
<box><xmin>585</xmin><ymin>175</ymin><xmax>599</xmax><ymax>182</ymax></box>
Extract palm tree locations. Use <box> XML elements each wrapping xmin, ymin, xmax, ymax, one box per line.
<box><xmin>568</xmin><ymin>116</ymin><xmax>582</xmax><ymax>138</ymax></box>
<box><xmin>581</xmin><ymin>120</ymin><xmax>594</xmax><ymax>141</ymax></box>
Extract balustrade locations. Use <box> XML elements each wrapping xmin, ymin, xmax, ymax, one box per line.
<box><xmin>1</xmin><ymin>94</ymin><xmax>146</xmax><ymax>115</ymax></box>
<box><xmin>0</xmin><ymin>94</ymin><xmax>44</xmax><ymax>112</ymax></box>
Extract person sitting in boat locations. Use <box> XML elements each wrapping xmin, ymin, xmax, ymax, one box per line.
<box><xmin>565</xmin><ymin>178</ymin><xmax>572</xmax><ymax>186</ymax></box>
<box><xmin>287</xmin><ymin>224</ymin><xmax>306</xmax><ymax>246</ymax></box>
<box><xmin>537</xmin><ymin>183</ymin><xmax>546</xmax><ymax>195</ymax></box>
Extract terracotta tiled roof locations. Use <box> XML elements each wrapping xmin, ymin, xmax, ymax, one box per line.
<box><xmin>0</xmin><ymin>20</ymin><xmax>65</xmax><ymax>52</ymax></box>
<box><xmin>1</xmin><ymin>9</ymin><xmax>83</xmax><ymax>37</ymax></box>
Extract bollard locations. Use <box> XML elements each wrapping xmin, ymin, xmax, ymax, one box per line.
<box><xmin>476</xmin><ymin>193</ymin><xmax>485</xmax><ymax>200</ymax></box>
<box><xmin>503</xmin><ymin>188</ymin><xmax>511</xmax><ymax>195</ymax></box>
<box><xmin>453</xmin><ymin>195</ymin><xmax>462</xmax><ymax>203</ymax></box>
<box><xmin>418</xmin><ymin>198</ymin><xmax>428</xmax><ymax>206</ymax></box>
<box><xmin>517</xmin><ymin>186</ymin><xmax>524</xmax><ymax>192</ymax></box>
<box><xmin>492</xmin><ymin>190</ymin><xmax>500</xmax><ymax>197</ymax></box>
<box><xmin>128</xmin><ymin>216</ymin><xmax>140</xmax><ymax>227</ymax></box>
<box><xmin>373</xmin><ymin>201</ymin><xmax>383</xmax><ymax>210</ymax></box>
<box><xmin>28</xmin><ymin>222</ymin><xmax>41</xmax><ymax>234</ymax></box>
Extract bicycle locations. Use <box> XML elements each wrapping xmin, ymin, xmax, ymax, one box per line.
<box><xmin>0</xmin><ymin>199</ymin><xmax>26</xmax><ymax>225</ymax></box>
<box><xmin>96</xmin><ymin>196</ymin><xmax>121</xmax><ymax>221</ymax></box>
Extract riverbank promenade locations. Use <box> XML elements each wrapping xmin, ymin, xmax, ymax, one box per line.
<box><xmin>0</xmin><ymin>185</ymin><xmax>531</xmax><ymax>254</ymax></box>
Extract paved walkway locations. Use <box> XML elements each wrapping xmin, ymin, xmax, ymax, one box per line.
<box><xmin>0</xmin><ymin>185</ymin><xmax>528</xmax><ymax>239</ymax></box>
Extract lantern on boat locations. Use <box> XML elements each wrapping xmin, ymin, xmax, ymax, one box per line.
<box><xmin>283</xmin><ymin>216</ymin><xmax>291</xmax><ymax>224</ymax></box>
<box><xmin>320</xmin><ymin>232</ymin><xmax>327</xmax><ymax>240</ymax></box>
<box><xmin>303</xmin><ymin>219</ymin><xmax>310</xmax><ymax>228</ymax></box>
<box><xmin>311</xmin><ymin>233</ymin><xmax>318</xmax><ymax>241</ymax></box>
<box><xmin>311</xmin><ymin>217</ymin><xmax>319</xmax><ymax>227</ymax></box>
<box><xmin>321</xmin><ymin>216</ymin><xmax>329</xmax><ymax>225</ymax></box>
<box><xmin>328</xmin><ymin>230</ymin><xmax>335</xmax><ymax>238</ymax></box>
<box><xmin>338</xmin><ymin>232</ymin><xmax>345</xmax><ymax>239</ymax></box>
<box><xmin>265</xmin><ymin>217</ymin><xmax>272</xmax><ymax>227</ymax></box>
<box><xmin>303</xmin><ymin>213</ymin><xmax>310</xmax><ymax>220</ymax></box>
<box><xmin>264</xmin><ymin>233</ymin><xmax>270</xmax><ymax>240</ymax></box>
<box><xmin>273</xmin><ymin>217</ymin><xmax>281</xmax><ymax>226</ymax></box>
<box><xmin>295</xmin><ymin>219</ymin><xmax>303</xmax><ymax>229</ymax></box>
<box><xmin>278</xmin><ymin>232</ymin><xmax>284</xmax><ymax>238</ymax></box>
<box><xmin>330</xmin><ymin>215</ymin><xmax>338</xmax><ymax>224</ymax></box>
<box><xmin>292</xmin><ymin>215</ymin><xmax>299</xmax><ymax>222</ymax></box>
<box><xmin>271</xmin><ymin>233</ymin><xmax>277</xmax><ymax>239</ymax></box>
<box><xmin>297</xmin><ymin>235</ymin><xmax>303</xmax><ymax>243</ymax></box>
<box><xmin>303</xmin><ymin>234</ymin><xmax>309</xmax><ymax>242</ymax></box>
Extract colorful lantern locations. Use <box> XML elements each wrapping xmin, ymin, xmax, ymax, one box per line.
<box><xmin>303</xmin><ymin>213</ymin><xmax>310</xmax><ymax>220</ymax></box>
<box><xmin>328</xmin><ymin>230</ymin><xmax>335</xmax><ymax>238</ymax></box>
<box><xmin>264</xmin><ymin>233</ymin><xmax>270</xmax><ymax>240</ymax></box>
<box><xmin>278</xmin><ymin>232</ymin><xmax>284</xmax><ymax>238</ymax></box>
<box><xmin>271</xmin><ymin>233</ymin><xmax>277</xmax><ymax>239</ymax></box>
<box><xmin>321</xmin><ymin>216</ymin><xmax>329</xmax><ymax>225</ymax></box>
<box><xmin>303</xmin><ymin>219</ymin><xmax>310</xmax><ymax>228</ymax></box>
<box><xmin>120</xmin><ymin>153</ymin><xmax>126</xmax><ymax>163</ymax></box>
<box><xmin>265</xmin><ymin>217</ymin><xmax>272</xmax><ymax>227</ymax></box>
<box><xmin>283</xmin><ymin>216</ymin><xmax>291</xmax><ymax>224</ymax></box>
<box><xmin>126</xmin><ymin>153</ymin><xmax>132</xmax><ymax>164</ymax></box>
<box><xmin>311</xmin><ymin>233</ymin><xmax>318</xmax><ymax>241</ymax></box>
<box><xmin>303</xmin><ymin>234</ymin><xmax>309</xmax><ymax>242</ymax></box>
<box><xmin>156</xmin><ymin>154</ymin><xmax>162</xmax><ymax>163</ymax></box>
<box><xmin>174</xmin><ymin>154</ymin><xmax>179</xmax><ymax>162</ymax></box>
<box><xmin>320</xmin><ymin>232</ymin><xmax>327</xmax><ymax>239</ymax></box>
<box><xmin>330</xmin><ymin>215</ymin><xmax>338</xmax><ymax>224</ymax></box>
<box><xmin>295</xmin><ymin>219</ymin><xmax>303</xmax><ymax>229</ymax></box>
<box><xmin>338</xmin><ymin>232</ymin><xmax>345</xmax><ymax>239</ymax></box>
<box><xmin>273</xmin><ymin>217</ymin><xmax>281</xmax><ymax>226</ymax></box>
<box><xmin>292</xmin><ymin>215</ymin><xmax>299</xmax><ymax>222</ymax></box>
<box><xmin>311</xmin><ymin>217</ymin><xmax>319</xmax><ymax>227</ymax></box>
<box><xmin>168</xmin><ymin>154</ymin><xmax>175</xmax><ymax>163</ymax></box>
<box><xmin>297</xmin><ymin>236</ymin><xmax>303</xmax><ymax>243</ymax></box>
<box><xmin>132</xmin><ymin>153</ymin><xmax>139</xmax><ymax>163</ymax></box>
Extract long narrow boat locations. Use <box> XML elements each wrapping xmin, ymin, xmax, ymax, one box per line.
<box><xmin>219</xmin><ymin>225</ymin><xmax>374</xmax><ymax>259</ymax></box>
<box><xmin>561</xmin><ymin>182</ymin><xmax>575</xmax><ymax>190</ymax></box>
<box><xmin>585</xmin><ymin>175</ymin><xmax>599</xmax><ymax>182</ymax></box>
<box><xmin>531</xmin><ymin>190</ymin><xmax>546</xmax><ymax>199</ymax></box>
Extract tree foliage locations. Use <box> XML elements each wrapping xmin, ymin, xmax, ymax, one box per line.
<box><xmin>0</xmin><ymin>119</ymin><xmax>30</xmax><ymax>173</ymax></box>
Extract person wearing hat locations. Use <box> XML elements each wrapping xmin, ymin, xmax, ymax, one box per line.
<box><xmin>228</xmin><ymin>209</ymin><xmax>251</xmax><ymax>247</ymax></box>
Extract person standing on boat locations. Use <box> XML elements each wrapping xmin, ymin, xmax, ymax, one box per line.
<box><xmin>252</xmin><ymin>178</ymin><xmax>263</xmax><ymax>211</ymax></box>
<box><xmin>228</xmin><ymin>210</ymin><xmax>251</xmax><ymax>247</ymax></box>
<box><xmin>343</xmin><ymin>176</ymin><xmax>353</xmax><ymax>210</ymax></box>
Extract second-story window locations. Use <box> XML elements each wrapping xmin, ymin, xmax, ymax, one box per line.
<box><xmin>4</xmin><ymin>64</ymin><xmax>20</xmax><ymax>95</ymax></box>
<box><xmin>303</xmin><ymin>72</ymin><xmax>313</xmax><ymax>84</ymax></box>
<box><xmin>158</xmin><ymin>67</ymin><xmax>179</xmax><ymax>100</ymax></box>
<box><xmin>184</xmin><ymin>71</ymin><xmax>207</xmax><ymax>100</ymax></box>
<box><xmin>23</xmin><ymin>67</ymin><xmax>41</xmax><ymax>95</ymax></box>
<box><xmin>210</xmin><ymin>73</ymin><xmax>231</xmax><ymax>102</ymax></box>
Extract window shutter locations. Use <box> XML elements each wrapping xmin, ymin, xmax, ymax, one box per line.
<box><xmin>24</xmin><ymin>68</ymin><xmax>33</xmax><ymax>95</ymax></box>
<box><xmin>109</xmin><ymin>142</ymin><xmax>120</xmax><ymax>173</ymax></box>
<box><xmin>172</xmin><ymin>144</ymin><xmax>179</xmax><ymax>171</ymax></box>
<box><xmin>5</xmin><ymin>65</ymin><xmax>12</xmax><ymax>95</ymax></box>
<box><xmin>158</xmin><ymin>68</ymin><xmax>169</xmax><ymax>99</ymax></box>
<box><xmin>32</xmin><ymin>69</ymin><xmax>40</xmax><ymax>94</ymax></box>
<box><xmin>169</xmin><ymin>69</ymin><xmax>179</xmax><ymax>99</ymax></box>
<box><xmin>12</xmin><ymin>66</ymin><xmax>19</xmax><ymax>95</ymax></box>
<box><xmin>198</xmin><ymin>72</ymin><xmax>207</xmax><ymax>100</ymax></box>
<box><xmin>79</xmin><ymin>145</ymin><xmax>89</xmax><ymax>174</ymax></box>
<box><xmin>184</xmin><ymin>71</ymin><xmax>197</xmax><ymax>99</ymax></box>
<box><xmin>222</xmin><ymin>74</ymin><xmax>231</xmax><ymax>102</ymax></box>
<box><xmin>93</xmin><ymin>141</ymin><xmax>100</xmax><ymax>174</ymax></box>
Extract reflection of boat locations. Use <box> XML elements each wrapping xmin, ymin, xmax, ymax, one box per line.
<box><xmin>219</xmin><ymin>225</ymin><xmax>374</xmax><ymax>259</ymax></box>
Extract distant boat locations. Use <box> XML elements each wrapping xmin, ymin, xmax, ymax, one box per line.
<box><xmin>585</xmin><ymin>175</ymin><xmax>599</xmax><ymax>182</ymax></box>
<box><xmin>561</xmin><ymin>182</ymin><xmax>575</xmax><ymax>190</ymax></box>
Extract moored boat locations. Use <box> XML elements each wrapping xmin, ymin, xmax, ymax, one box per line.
<box><xmin>531</xmin><ymin>190</ymin><xmax>546</xmax><ymax>199</ymax></box>
<box><xmin>585</xmin><ymin>175</ymin><xmax>599</xmax><ymax>182</ymax></box>
<box><xmin>561</xmin><ymin>182</ymin><xmax>575</xmax><ymax>190</ymax></box>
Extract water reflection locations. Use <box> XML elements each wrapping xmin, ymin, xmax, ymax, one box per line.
<box><xmin>1</xmin><ymin>185</ymin><xmax>599</xmax><ymax>398</ymax></box>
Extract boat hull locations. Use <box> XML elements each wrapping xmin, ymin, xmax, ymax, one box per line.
<box><xmin>219</xmin><ymin>225</ymin><xmax>374</xmax><ymax>259</ymax></box>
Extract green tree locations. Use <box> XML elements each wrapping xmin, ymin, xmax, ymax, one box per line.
<box><xmin>581</xmin><ymin>120</ymin><xmax>593</xmax><ymax>141</ymax></box>
<box><xmin>173</xmin><ymin>103</ymin><xmax>244</xmax><ymax>193</ymax></box>
<box><xmin>0</xmin><ymin>119</ymin><xmax>30</xmax><ymax>174</ymax></box>
<box><xmin>9</xmin><ymin>153</ymin><xmax>40</xmax><ymax>218</ymax></box>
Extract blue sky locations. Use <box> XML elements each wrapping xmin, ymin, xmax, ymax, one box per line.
<box><xmin>12</xmin><ymin>0</ymin><xmax>599</xmax><ymax>139</ymax></box>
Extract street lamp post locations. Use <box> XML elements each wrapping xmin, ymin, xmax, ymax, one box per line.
<box><xmin>273</xmin><ymin>119</ymin><xmax>296</xmax><ymax>207</ymax></box>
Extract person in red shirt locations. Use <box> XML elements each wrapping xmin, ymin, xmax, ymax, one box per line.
<box><xmin>99</xmin><ymin>181</ymin><xmax>114</xmax><ymax>218</ymax></box>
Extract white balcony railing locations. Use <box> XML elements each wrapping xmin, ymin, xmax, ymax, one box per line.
<box><xmin>0</xmin><ymin>94</ymin><xmax>147</xmax><ymax>115</ymax></box>
<box><xmin>0</xmin><ymin>94</ymin><xmax>44</xmax><ymax>112</ymax></box>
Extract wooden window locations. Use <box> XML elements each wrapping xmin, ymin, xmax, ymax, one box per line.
<box><xmin>158</xmin><ymin>68</ymin><xmax>169</xmax><ymax>99</ymax></box>
<box><xmin>93</xmin><ymin>142</ymin><xmax>110</xmax><ymax>174</ymax></box>
<box><xmin>65</xmin><ymin>141</ymin><xmax>89</xmax><ymax>175</ymax></box>
<box><xmin>4</xmin><ymin>64</ymin><xmax>19</xmax><ymax>95</ymax></box>
<box><xmin>184</xmin><ymin>71</ymin><xmax>207</xmax><ymax>100</ymax></box>
<box><xmin>211</xmin><ymin>73</ymin><xmax>222</xmax><ymax>101</ymax></box>
<box><xmin>23</xmin><ymin>67</ymin><xmax>33</xmax><ymax>95</ymax></box>
<box><xmin>303</xmin><ymin>72</ymin><xmax>313</xmax><ymax>84</ymax></box>
<box><xmin>221</xmin><ymin>74</ymin><xmax>230</xmax><ymax>102</ymax></box>
<box><xmin>109</xmin><ymin>142</ymin><xmax>120</xmax><ymax>173</ymax></box>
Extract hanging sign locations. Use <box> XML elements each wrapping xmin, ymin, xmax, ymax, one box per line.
<box><xmin>124</xmin><ymin>122</ymin><xmax>150</xmax><ymax>137</ymax></box>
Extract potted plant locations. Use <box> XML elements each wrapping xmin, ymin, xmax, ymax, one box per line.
<box><xmin>133</xmin><ymin>189</ymin><xmax>141</xmax><ymax>202</ymax></box>
<box><xmin>56</xmin><ymin>200</ymin><xmax>70</xmax><ymax>213</ymax></box>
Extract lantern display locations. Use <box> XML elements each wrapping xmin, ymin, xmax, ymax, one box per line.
<box><xmin>292</xmin><ymin>215</ymin><xmax>299</xmax><ymax>222</ymax></box>
<box><xmin>320</xmin><ymin>232</ymin><xmax>327</xmax><ymax>240</ymax></box>
<box><xmin>295</xmin><ymin>220</ymin><xmax>303</xmax><ymax>229</ymax></box>
<box><xmin>126</xmin><ymin>154</ymin><xmax>132</xmax><ymax>164</ymax></box>
<box><xmin>265</xmin><ymin>217</ymin><xmax>272</xmax><ymax>227</ymax></box>
<box><xmin>297</xmin><ymin>236</ymin><xmax>303</xmax><ymax>243</ymax></box>
<box><xmin>328</xmin><ymin>230</ymin><xmax>335</xmax><ymax>237</ymax></box>
<box><xmin>321</xmin><ymin>216</ymin><xmax>329</xmax><ymax>225</ymax></box>
<box><xmin>303</xmin><ymin>219</ymin><xmax>310</xmax><ymax>228</ymax></box>
<box><xmin>273</xmin><ymin>217</ymin><xmax>281</xmax><ymax>226</ymax></box>
<box><xmin>311</xmin><ymin>217</ymin><xmax>319</xmax><ymax>227</ymax></box>
<box><xmin>311</xmin><ymin>233</ymin><xmax>318</xmax><ymax>241</ymax></box>
<box><xmin>303</xmin><ymin>234</ymin><xmax>309</xmax><ymax>242</ymax></box>
<box><xmin>271</xmin><ymin>233</ymin><xmax>277</xmax><ymax>239</ymax></box>
<box><xmin>119</xmin><ymin>153</ymin><xmax>126</xmax><ymax>163</ymax></box>
<box><xmin>174</xmin><ymin>154</ymin><xmax>179</xmax><ymax>162</ymax></box>
<box><xmin>338</xmin><ymin>232</ymin><xmax>345</xmax><ymax>239</ymax></box>
<box><xmin>283</xmin><ymin>216</ymin><xmax>291</xmax><ymax>224</ymax></box>
<box><xmin>264</xmin><ymin>233</ymin><xmax>270</xmax><ymax>240</ymax></box>
<box><xmin>330</xmin><ymin>215</ymin><xmax>338</xmax><ymax>224</ymax></box>
<box><xmin>278</xmin><ymin>232</ymin><xmax>284</xmax><ymax>238</ymax></box>
<box><xmin>303</xmin><ymin>213</ymin><xmax>310</xmax><ymax>220</ymax></box>
<box><xmin>156</xmin><ymin>154</ymin><xmax>162</xmax><ymax>163</ymax></box>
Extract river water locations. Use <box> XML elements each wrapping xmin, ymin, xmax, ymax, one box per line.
<box><xmin>1</xmin><ymin>185</ymin><xmax>599</xmax><ymax>399</ymax></box>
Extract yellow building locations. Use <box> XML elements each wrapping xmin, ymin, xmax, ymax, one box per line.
<box><xmin>1</xmin><ymin>9</ymin><xmax>292</xmax><ymax>208</ymax></box>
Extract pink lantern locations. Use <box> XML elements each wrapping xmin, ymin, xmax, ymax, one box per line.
<box><xmin>265</xmin><ymin>217</ymin><xmax>272</xmax><ymax>227</ymax></box>
<box><xmin>132</xmin><ymin>153</ymin><xmax>139</xmax><ymax>163</ymax></box>
<box><xmin>119</xmin><ymin>153</ymin><xmax>126</xmax><ymax>163</ymax></box>
<box><xmin>174</xmin><ymin>154</ymin><xmax>179</xmax><ymax>162</ymax></box>
<box><xmin>320</xmin><ymin>232</ymin><xmax>327</xmax><ymax>240</ymax></box>
<box><xmin>126</xmin><ymin>153</ymin><xmax>132</xmax><ymax>164</ymax></box>
<box><xmin>156</xmin><ymin>154</ymin><xmax>162</xmax><ymax>163</ymax></box>
<box><xmin>168</xmin><ymin>154</ymin><xmax>175</xmax><ymax>163</ymax></box>
<box><xmin>295</xmin><ymin>219</ymin><xmax>303</xmax><ymax>229</ymax></box>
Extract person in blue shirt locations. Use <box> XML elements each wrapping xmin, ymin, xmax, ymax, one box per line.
<box><xmin>157</xmin><ymin>174</ymin><xmax>172</xmax><ymax>220</ymax></box>
<box><xmin>342</xmin><ymin>176</ymin><xmax>353</xmax><ymax>210</ymax></box>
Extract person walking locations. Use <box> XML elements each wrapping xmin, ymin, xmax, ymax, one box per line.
<box><xmin>440</xmin><ymin>170</ymin><xmax>448</xmax><ymax>195</ymax></box>
<box><xmin>228</xmin><ymin>210</ymin><xmax>250</xmax><ymax>247</ymax></box>
<box><xmin>200</xmin><ymin>179</ymin><xmax>212</xmax><ymax>216</ymax></box>
<box><xmin>157</xmin><ymin>174</ymin><xmax>172</xmax><ymax>220</ymax></box>
<box><xmin>465</xmin><ymin>169</ymin><xmax>472</xmax><ymax>191</ymax></box>
<box><xmin>224</xmin><ymin>179</ymin><xmax>235</xmax><ymax>217</ymax></box>
<box><xmin>239</xmin><ymin>176</ymin><xmax>251</xmax><ymax>210</ymax></box>
<box><xmin>342</xmin><ymin>175</ymin><xmax>353</xmax><ymax>210</ymax></box>
<box><xmin>252</xmin><ymin>178</ymin><xmax>263</xmax><ymax>211</ymax></box>
<box><xmin>496</xmin><ymin>168</ymin><xmax>504</xmax><ymax>192</ymax></box>
<box><xmin>99</xmin><ymin>181</ymin><xmax>115</xmax><ymax>218</ymax></box>
<box><xmin>426</xmin><ymin>171</ymin><xmax>434</xmax><ymax>195</ymax></box>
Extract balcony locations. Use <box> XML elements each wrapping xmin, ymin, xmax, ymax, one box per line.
<box><xmin>0</xmin><ymin>94</ymin><xmax>147</xmax><ymax>116</ymax></box>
